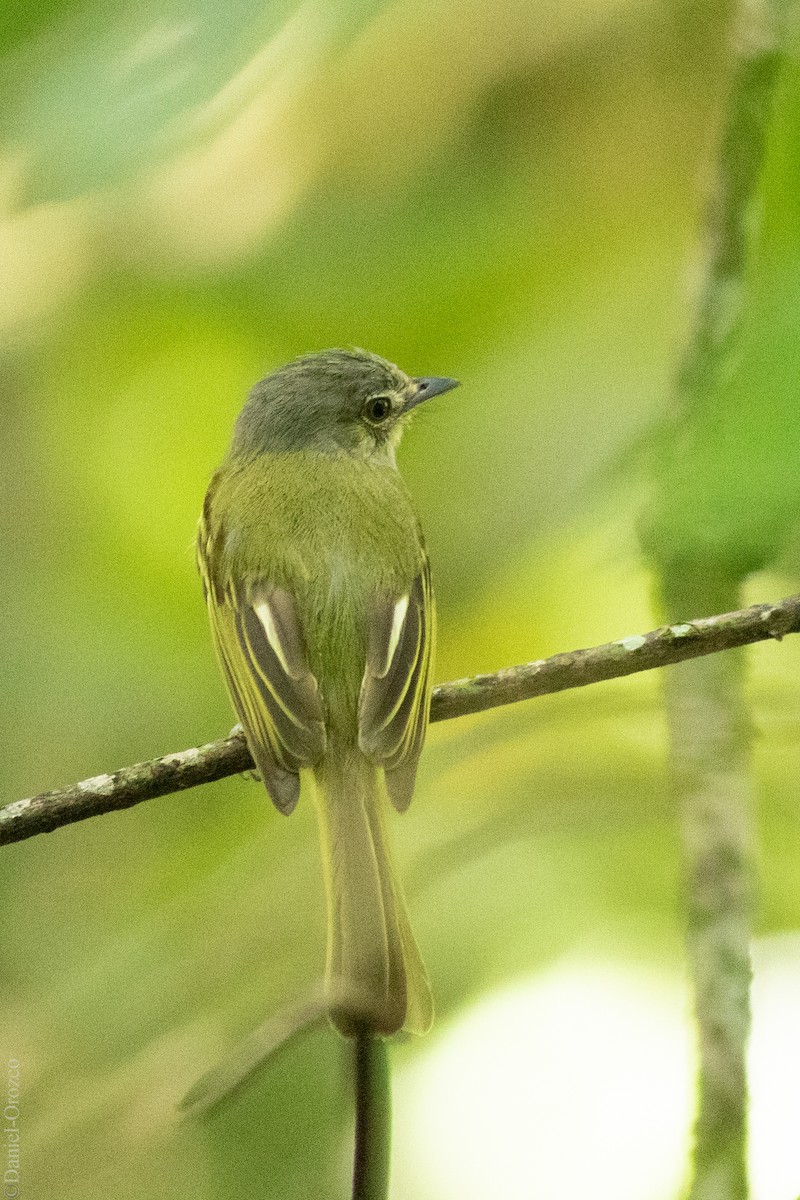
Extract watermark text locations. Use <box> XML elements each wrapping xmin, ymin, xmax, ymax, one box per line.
<box><xmin>3</xmin><ymin>1060</ymin><xmax>20</xmax><ymax>1199</ymax></box>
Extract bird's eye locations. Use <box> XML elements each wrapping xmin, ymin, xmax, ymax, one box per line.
<box><xmin>364</xmin><ymin>395</ymin><xmax>392</xmax><ymax>424</ymax></box>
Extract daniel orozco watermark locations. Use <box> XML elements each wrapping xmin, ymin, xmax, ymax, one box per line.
<box><xmin>3</xmin><ymin>1060</ymin><xmax>20</xmax><ymax>1199</ymax></box>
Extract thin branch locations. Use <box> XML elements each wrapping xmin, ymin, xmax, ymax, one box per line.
<box><xmin>2</xmin><ymin>591</ymin><xmax>800</xmax><ymax>847</ymax></box>
<box><xmin>352</xmin><ymin>1028</ymin><xmax>391</xmax><ymax>1200</ymax></box>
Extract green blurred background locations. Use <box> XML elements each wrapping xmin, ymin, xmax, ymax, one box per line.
<box><xmin>3</xmin><ymin>0</ymin><xmax>800</xmax><ymax>1196</ymax></box>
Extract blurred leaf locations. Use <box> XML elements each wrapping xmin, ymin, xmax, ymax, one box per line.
<box><xmin>0</xmin><ymin>0</ymin><xmax>386</xmax><ymax>201</ymax></box>
<box><xmin>641</xmin><ymin>52</ymin><xmax>800</xmax><ymax>581</ymax></box>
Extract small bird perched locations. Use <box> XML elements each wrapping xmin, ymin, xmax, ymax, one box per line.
<box><xmin>197</xmin><ymin>348</ymin><xmax>459</xmax><ymax>1037</ymax></box>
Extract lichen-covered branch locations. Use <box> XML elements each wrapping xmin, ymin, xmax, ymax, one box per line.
<box><xmin>0</xmin><ymin>734</ymin><xmax>253</xmax><ymax>846</ymax></box>
<box><xmin>3</xmin><ymin>591</ymin><xmax>799</xmax><ymax>848</ymax></box>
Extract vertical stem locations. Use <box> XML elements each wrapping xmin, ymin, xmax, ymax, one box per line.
<box><xmin>352</xmin><ymin>1027</ymin><xmax>392</xmax><ymax>1200</ymax></box>
<box><xmin>642</xmin><ymin>2</ymin><xmax>793</xmax><ymax>1195</ymax></box>
<box><xmin>662</xmin><ymin>579</ymin><xmax>754</xmax><ymax>1200</ymax></box>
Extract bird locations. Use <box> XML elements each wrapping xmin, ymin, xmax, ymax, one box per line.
<box><xmin>196</xmin><ymin>348</ymin><xmax>459</xmax><ymax>1036</ymax></box>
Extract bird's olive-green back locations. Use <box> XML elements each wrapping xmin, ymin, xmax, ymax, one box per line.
<box><xmin>202</xmin><ymin>450</ymin><xmax>427</xmax><ymax>740</ymax></box>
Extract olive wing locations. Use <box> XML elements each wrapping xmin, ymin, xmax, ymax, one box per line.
<box><xmin>358</xmin><ymin>562</ymin><xmax>434</xmax><ymax>812</ymax></box>
<box><xmin>200</xmin><ymin>562</ymin><xmax>327</xmax><ymax>814</ymax></box>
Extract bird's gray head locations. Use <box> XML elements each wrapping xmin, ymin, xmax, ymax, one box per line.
<box><xmin>230</xmin><ymin>348</ymin><xmax>459</xmax><ymax>462</ymax></box>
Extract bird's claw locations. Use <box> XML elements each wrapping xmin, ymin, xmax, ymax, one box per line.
<box><xmin>228</xmin><ymin>724</ymin><xmax>261</xmax><ymax>781</ymax></box>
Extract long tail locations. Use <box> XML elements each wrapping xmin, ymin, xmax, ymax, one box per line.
<box><xmin>310</xmin><ymin>748</ymin><xmax>433</xmax><ymax>1037</ymax></box>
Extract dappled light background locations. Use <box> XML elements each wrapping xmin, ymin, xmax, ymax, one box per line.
<box><xmin>3</xmin><ymin>0</ymin><xmax>800</xmax><ymax>1197</ymax></box>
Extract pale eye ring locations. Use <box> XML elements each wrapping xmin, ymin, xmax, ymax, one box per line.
<box><xmin>364</xmin><ymin>395</ymin><xmax>392</xmax><ymax>424</ymax></box>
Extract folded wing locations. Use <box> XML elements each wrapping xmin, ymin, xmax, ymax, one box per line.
<box><xmin>202</xmin><ymin>570</ymin><xmax>327</xmax><ymax>814</ymax></box>
<box><xmin>358</xmin><ymin>562</ymin><xmax>434</xmax><ymax>812</ymax></box>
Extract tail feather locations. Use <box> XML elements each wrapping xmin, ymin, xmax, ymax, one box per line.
<box><xmin>310</xmin><ymin>749</ymin><xmax>433</xmax><ymax>1037</ymax></box>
